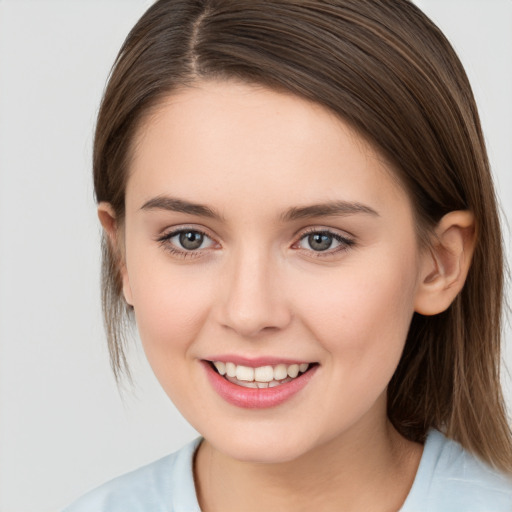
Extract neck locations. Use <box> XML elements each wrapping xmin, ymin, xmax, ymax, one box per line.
<box><xmin>194</xmin><ymin>414</ymin><xmax>422</xmax><ymax>512</ymax></box>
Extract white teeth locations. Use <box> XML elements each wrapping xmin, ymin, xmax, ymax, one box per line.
<box><xmin>213</xmin><ymin>361</ymin><xmax>226</xmax><ymax>375</ymax></box>
<box><xmin>274</xmin><ymin>364</ymin><xmax>288</xmax><ymax>381</ymax></box>
<box><xmin>236</xmin><ymin>365</ymin><xmax>254</xmax><ymax>382</ymax></box>
<box><xmin>238</xmin><ymin>381</ymin><xmax>258</xmax><ymax>388</ymax></box>
<box><xmin>213</xmin><ymin>361</ymin><xmax>312</xmax><ymax>386</ymax></box>
<box><xmin>226</xmin><ymin>362</ymin><xmax>236</xmax><ymax>378</ymax></box>
<box><xmin>287</xmin><ymin>364</ymin><xmax>299</xmax><ymax>378</ymax></box>
<box><xmin>254</xmin><ymin>365</ymin><xmax>274</xmax><ymax>382</ymax></box>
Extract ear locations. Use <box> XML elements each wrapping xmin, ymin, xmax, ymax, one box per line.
<box><xmin>414</xmin><ymin>211</ymin><xmax>476</xmax><ymax>316</ymax></box>
<box><xmin>97</xmin><ymin>202</ymin><xmax>134</xmax><ymax>306</ymax></box>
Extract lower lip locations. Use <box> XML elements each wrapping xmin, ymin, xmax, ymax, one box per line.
<box><xmin>202</xmin><ymin>361</ymin><xmax>318</xmax><ymax>409</ymax></box>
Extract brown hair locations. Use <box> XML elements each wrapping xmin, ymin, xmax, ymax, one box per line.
<box><xmin>93</xmin><ymin>0</ymin><xmax>512</xmax><ymax>471</ymax></box>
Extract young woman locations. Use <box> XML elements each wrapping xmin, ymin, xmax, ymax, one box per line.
<box><xmin>64</xmin><ymin>0</ymin><xmax>512</xmax><ymax>510</ymax></box>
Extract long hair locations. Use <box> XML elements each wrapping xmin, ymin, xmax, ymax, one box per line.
<box><xmin>93</xmin><ymin>0</ymin><xmax>511</xmax><ymax>471</ymax></box>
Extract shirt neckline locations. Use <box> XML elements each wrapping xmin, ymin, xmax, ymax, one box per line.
<box><xmin>180</xmin><ymin>431</ymin><xmax>443</xmax><ymax>512</ymax></box>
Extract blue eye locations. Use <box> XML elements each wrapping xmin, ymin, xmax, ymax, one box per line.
<box><xmin>297</xmin><ymin>230</ymin><xmax>354</xmax><ymax>253</ymax></box>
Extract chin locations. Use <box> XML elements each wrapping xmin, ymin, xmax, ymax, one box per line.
<box><xmin>204</xmin><ymin>425</ymin><xmax>320</xmax><ymax>464</ymax></box>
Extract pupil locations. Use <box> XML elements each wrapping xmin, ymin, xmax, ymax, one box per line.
<box><xmin>179</xmin><ymin>231</ymin><xmax>203</xmax><ymax>250</ymax></box>
<box><xmin>309</xmin><ymin>233</ymin><xmax>332</xmax><ymax>251</ymax></box>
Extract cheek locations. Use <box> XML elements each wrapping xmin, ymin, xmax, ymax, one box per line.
<box><xmin>128</xmin><ymin>263</ymin><xmax>217</xmax><ymax>416</ymax></box>
<box><xmin>126</xmin><ymin>252</ymin><xmax>214</xmax><ymax>363</ymax></box>
<box><xmin>294</xmin><ymin>251</ymin><xmax>419</xmax><ymax>376</ymax></box>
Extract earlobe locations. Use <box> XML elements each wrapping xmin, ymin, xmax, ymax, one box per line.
<box><xmin>97</xmin><ymin>202</ymin><xmax>134</xmax><ymax>306</ymax></box>
<box><xmin>414</xmin><ymin>211</ymin><xmax>476</xmax><ymax>316</ymax></box>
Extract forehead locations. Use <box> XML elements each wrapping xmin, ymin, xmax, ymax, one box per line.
<box><xmin>127</xmin><ymin>80</ymin><xmax>410</xmax><ymax>218</ymax></box>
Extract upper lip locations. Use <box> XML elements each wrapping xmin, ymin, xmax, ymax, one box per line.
<box><xmin>204</xmin><ymin>355</ymin><xmax>315</xmax><ymax>367</ymax></box>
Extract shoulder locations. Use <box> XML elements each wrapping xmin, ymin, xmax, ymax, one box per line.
<box><xmin>62</xmin><ymin>437</ymin><xmax>202</xmax><ymax>512</ymax></box>
<box><xmin>402</xmin><ymin>430</ymin><xmax>512</xmax><ymax>512</ymax></box>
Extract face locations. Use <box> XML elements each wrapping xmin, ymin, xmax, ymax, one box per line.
<box><xmin>118</xmin><ymin>80</ymin><xmax>427</xmax><ymax>463</ymax></box>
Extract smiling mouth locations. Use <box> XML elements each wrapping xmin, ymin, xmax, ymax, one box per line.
<box><xmin>208</xmin><ymin>361</ymin><xmax>317</xmax><ymax>389</ymax></box>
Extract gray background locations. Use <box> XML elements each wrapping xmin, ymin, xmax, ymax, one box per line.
<box><xmin>0</xmin><ymin>1</ymin><xmax>511</xmax><ymax>511</ymax></box>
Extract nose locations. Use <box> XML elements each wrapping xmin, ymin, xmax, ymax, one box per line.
<box><xmin>217</xmin><ymin>248</ymin><xmax>292</xmax><ymax>338</ymax></box>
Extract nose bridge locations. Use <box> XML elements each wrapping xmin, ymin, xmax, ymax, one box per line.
<box><xmin>219</xmin><ymin>243</ymin><xmax>291</xmax><ymax>337</ymax></box>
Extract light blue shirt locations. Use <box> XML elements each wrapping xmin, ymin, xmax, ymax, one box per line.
<box><xmin>63</xmin><ymin>430</ymin><xmax>512</xmax><ymax>511</ymax></box>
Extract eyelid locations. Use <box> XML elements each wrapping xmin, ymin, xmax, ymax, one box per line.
<box><xmin>292</xmin><ymin>226</ymin><xmax>356</xmax><ymax>255</ymax></box>
<box><xmin>157</xmin><ymin>225</ymin><xmax>212</xmax><ymax>242</ymax></box>
<box><xmin>155</xmin><ymin>224</ymin><xmax>355</xmax><ymax>259</ymax></box>
<box><xmin>156</xmin><ymin>225</ymin><xmax>220</xmax><ymax>256</ymax></box>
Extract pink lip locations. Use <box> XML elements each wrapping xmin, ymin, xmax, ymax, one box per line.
<box><xmin>202</xmin><ymin>360</ymin><xmax>318</xmax><ymax>409</ymax></box>
<box><xmin>205</xmin><ymin>354</ymin><xmax>311</xmax><ymax>367</ymax></box>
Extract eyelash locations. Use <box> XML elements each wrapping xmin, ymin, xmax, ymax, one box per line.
<box><xmin>156</xmin><ymin>227</ymin><xmax>355</xmax><ymax>259</ymax></box>
<box><xmin>294</xmin><ymin>228</ymin><xmax>355</xmax><ymax>258</ymax></box>
<box><xmin>156</xmin><ymin>228</ymin><xmax>216</xmax><ymax>259</ymax></box>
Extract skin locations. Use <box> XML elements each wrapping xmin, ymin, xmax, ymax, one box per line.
<box><xmin>100</xmin><ymin>80</ymin><xmax>475</xmax><ymax>512</ymax></box>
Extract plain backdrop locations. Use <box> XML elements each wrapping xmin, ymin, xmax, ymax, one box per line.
<box><xmin>0</xmin><ymin>1</ymin><xmax>511</xmax><ymax>511</ymax></box>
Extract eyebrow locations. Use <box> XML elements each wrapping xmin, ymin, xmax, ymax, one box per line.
<box><xmin>281</xmin><ymin>201</ymin><xmax>379</xmax><ymax>221</ymax></box>
<box><xmin>141</xmin><ymin>196</ymin><xmax>223</xmax><ymax>219</ymax></box>
<box><xmin>140</xmin><ymin>196</ymin><xmax>379</xmax><ymax>221</ymax></box>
